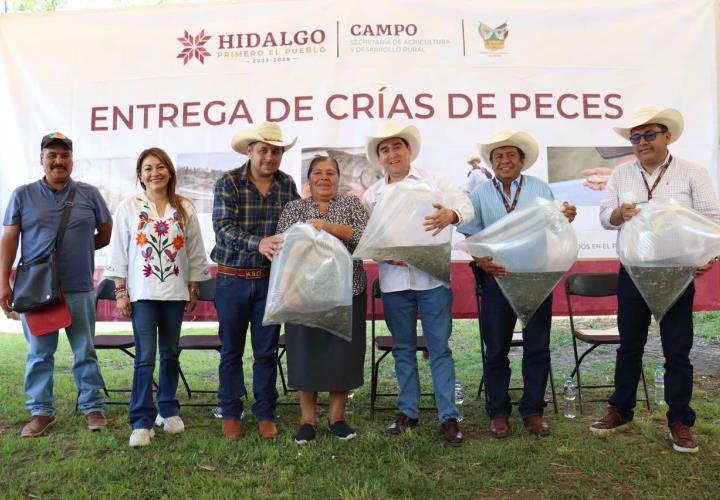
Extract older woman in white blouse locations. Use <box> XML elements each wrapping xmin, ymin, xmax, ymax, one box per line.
<box><xmin>105</xmin><ymin>147</ymin><xmax>209</xmax><ymax>448</ymax></box>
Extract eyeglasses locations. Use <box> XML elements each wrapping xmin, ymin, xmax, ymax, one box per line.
<box><xmin>628</xmin><ymin>129</ymin><xmax>665</xmax><ymax>144</ymax></box>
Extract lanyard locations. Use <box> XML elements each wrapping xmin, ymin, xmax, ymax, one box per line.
<box><xmin>492</xmin><ymin>175</ymin><xmax>524</xmax><ymax>213</ymax></box>
<box><xmin>641</xmin><ymin>155</ymin><xmax>672</xmax><ymax>200</ymax></box>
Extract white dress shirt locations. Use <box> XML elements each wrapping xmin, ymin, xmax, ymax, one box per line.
<box><xmin>599</xmin><ymin>155</ymin><xmax>720</xmax><ymax>233</ymax></box>
<box><xmin>363</xmin><ymin>166</ymin><xmax>474</xmax><ymax>293</ymax></box>
<box><xmin>105</xmin><ymin>193</ymin><xmax>210</xmax><ymax>301</ymax></box>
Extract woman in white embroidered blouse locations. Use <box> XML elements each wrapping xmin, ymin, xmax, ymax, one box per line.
<box><xmin>105</xmin><ymin>147</ymin><xmax>210</xmax><ymax>448</ymax></box>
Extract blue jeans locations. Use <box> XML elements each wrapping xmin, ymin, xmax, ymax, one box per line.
<box><xmin>215</xmin><ymin>273</ymin><xmax>279</xmax><ymax>421</ymax></box>
<box><xmin>129</xmin><ymin>300</ymin><xmax>185</xmax><ymax>430</ymax></box>
<box><xmin>381</xmin><ymin>286</ymin><xmax>458</xmax><ymax>423</ymax></box>
<box><xmin>20</xmin><ymin>291</ymin><xmax>105</xmax><ymax>416</ymax></box>
<box><xmin>610</xmin><ymin>266</ymin><xmax>696</xmax><ymax>426</ymax></box>
<box><xmin>480</xmin><ymin>272</ymin><xmax>552</xmax><ymax>419</ymax></box>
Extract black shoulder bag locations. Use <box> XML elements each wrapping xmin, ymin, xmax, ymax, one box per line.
<box><xmin>11</xmin><ymin>184</ymin><xmax>77</xmax><ymax>312</ymax></box>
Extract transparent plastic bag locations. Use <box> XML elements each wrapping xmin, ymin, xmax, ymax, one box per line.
<box><xmin>262</xmin><ymin>223</ymin><xmax>353</xmax><ymax>341</ymax></box>
<box><xmin>353</xmin><ymin>181</ymin><xmax>451</xmax><ymax>284</ymax></box>
<box><xmin>619</xmin><ymin>198</ymin><xmax>720</xmax><ymax>322</ymax></box>
<box><xmin>456</xmin><ymin>197</ymin><xmax>578</xmax><ymax>325</ymax></box>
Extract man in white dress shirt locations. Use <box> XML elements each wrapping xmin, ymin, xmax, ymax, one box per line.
<box><xmin>590</xmin><ymin>106</ymin><xmax>720</xmax><ymax>454</ymax></box>
<box><xmin>363</xmin><ymin>121</ymin><xmax>473</xmax><ymax>446</ymax></box>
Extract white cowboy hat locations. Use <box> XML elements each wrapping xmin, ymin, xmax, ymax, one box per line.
<box><xmin>478</xmin><ymin>130</ymin><xmax>539</xmax><ymax>171</ymax></box>
<box><xmin>365</xmin><ymin>121</ymin><xmax>421</xmax><ymax>166</ymax></box>
<box><xmin>231</xmin><ymin>121</ymin><xmax>297</xmax><ymax>154</ymax></box>
<box><xmin>612</xmin><ymin>106</ymin><xmax>684</xmax><ymax>144</ymax></box>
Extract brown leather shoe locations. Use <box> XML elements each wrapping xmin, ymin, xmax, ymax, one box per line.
<box><xmin>222</xmin><ymin>418</ymin><xmax>241</xmax><ymax>440</ymax></box>
<box><xmin>524</xmin><ymin>415</ymin><xmax>550</xmax><ymax>437</ymax></box>
<box><xmin>589</xmin><ymin>408</ymin><xmax>630</xmax><ymax>435</ymax></box>
<box><xmin>85</xmin><ymin>411</ymin><xmax>108</xmax><ymax>431</ymax></box>
<box><xmin>489</xmin><ymin>415</ymin><xmax>509</xmax><ymax>438</ymax></box>
<box><xmin>21</xmin><ymin>415</ymin><xmax>56</xmax><ymax>438</ymax></box>
<box><xmin>258</xmin><ymin>420</ymin><xmax>278</xmax><ymax>439</ymax></box>
<box><xmin>669</xmin><ymin>422</ymin><xmax>699</xmax><ymax>453</ymax></box>
<box><xmin>384</xmin><ymin>413</ymin><xmax>419</xmax><ymax>436</ymax></box>
<box><xmin>440</xmin><ymin>418</ymin><xmax>463</xmax><ymax>447</ymax></box>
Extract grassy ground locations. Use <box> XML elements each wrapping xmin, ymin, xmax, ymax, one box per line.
<box><xmin>0</xmin><ymin>315</ymin><xmax>718</xmax><ymax>499</ymax></box>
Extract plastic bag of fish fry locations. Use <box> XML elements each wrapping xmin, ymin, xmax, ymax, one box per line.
<box><xmin>263</xmin><ymin>223</ymin><xmax>353</xmax><ymax>341</ymax></box>
<box><xmin>456</xmin><ymin>197</ymin><xmax>578</xmax><ymax>326</ymax></box>
<box><xmin>619</xmin><ymin>198</ymin><xmax>720</xmax><ymax>322</ymax></box>
<box><xmin>353</xmin><ymin>181</ymin><xmax>452</xmax><ymax>285</ymax></box>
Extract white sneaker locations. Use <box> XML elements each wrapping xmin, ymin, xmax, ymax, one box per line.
<box><xmin>155</xmin><ymin>414</ymin><xmax>185</xmax><ymax>434</ymax></box>
<box><xmin>129</xmin><ymin>428</ymin><xmax>155</xmax><ymax>447</ymax></box>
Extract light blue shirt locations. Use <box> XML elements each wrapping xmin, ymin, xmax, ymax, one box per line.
<box><xmin>457</xmin><ymin>174</ymin><xmax>554</xmax><ymax>235</ymax></box>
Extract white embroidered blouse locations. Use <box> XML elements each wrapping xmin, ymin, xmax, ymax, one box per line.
<box><xmin>105</xmin><ymin>193</ymin><xmax>210</xmax><ymax>301</ymax></box>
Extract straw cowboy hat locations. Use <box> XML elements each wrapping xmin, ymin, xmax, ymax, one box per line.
<box><xmin>231</xmin><ymin>121</ymin><xmax>297</xmax><ymax>154</ymax></box>
<box><xmin>478</xmin><ymin>130</ymin><xmax>539</xmax><ymax>171</ymax></box>
<box><xmin>612</xmin><ymin>106</ymin><xmax>684</xmax><ymax>144</ymax></box>
<box><xmin>365</xmin><ymin>121</ymin><xmax>421</xmax><ymax>166</ymax></box>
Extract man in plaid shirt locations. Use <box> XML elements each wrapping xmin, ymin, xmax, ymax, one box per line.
<box><xmin>211</xmin><ymin>122</ymin><xmax>299</xmax><ymax>440</ymax></box>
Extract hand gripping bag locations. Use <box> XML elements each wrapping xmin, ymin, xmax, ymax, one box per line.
<box><xmin>262</xmin><ymin>223</ymin><xmax>353</xmax><ymax>341</ymax></box>
<box><xmin>619</xmin><ymin>198</ymin><xmax>720</xmax><ymax>322</ymax></box>
<box><xmin>456</xmin><ymin>197</ymin><xmax>578</xmax><ymax>326</ymax></box>
<box><xmin>353</xmin><ymin>181</ymin><xmax>452</xmax><ymax>284</ymax></box>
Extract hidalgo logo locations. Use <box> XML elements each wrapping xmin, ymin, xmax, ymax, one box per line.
<box><xmin>478</xmin><ymin>22</ymin><xmax>508</xmax><ymax>51</ymax></box>
<box><xmin>177</xmin><ymin>29</ymin><xmax>212</xmax><ymax>65</ymax></box>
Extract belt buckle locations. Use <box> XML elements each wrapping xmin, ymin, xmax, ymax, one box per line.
<box><xmin>246</xmin><ymin>269</ymin><xmax>263</xmax><ymax>279</ymax></box>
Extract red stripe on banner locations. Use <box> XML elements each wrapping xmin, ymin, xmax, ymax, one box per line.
<box><xmin>91</xmin><ymin>261</ymin><xmax>720</xmax><ymax>322</ymax></box>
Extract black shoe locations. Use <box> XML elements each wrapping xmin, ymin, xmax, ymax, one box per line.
<box><xmin>328</xmin><ymin>420</ymin><xmax>357</xmax><ymax>440</ymax></box>
<box><xmin>384</xmin><ymin>413</ymin><xmax>419</xmax><ymax>436</ymax></box>
<box><xmin>293</xmin><ymin>423</ymin><xmax>316</xmax><ymax>445</ymax></box>
<box><xmin>440</xmin><ymin>418</ymin><xmax>463</xmax><ymax>447</ymax></box>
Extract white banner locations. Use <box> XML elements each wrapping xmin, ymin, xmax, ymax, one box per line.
<box><xmin>1</xmin><ymin>0</ymin><xmax>717</xmax><ymax>264</ymax></box>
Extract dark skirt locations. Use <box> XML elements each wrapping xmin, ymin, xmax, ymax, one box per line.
<box><xmin>286</xmin><ymin>291</ymin><xmax>367</xmax><ymax>392</ymax></box>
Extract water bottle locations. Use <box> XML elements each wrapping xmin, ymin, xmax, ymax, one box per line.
<box><xmin>654</xmin><ymin>364</ymin><xmax>666</xmax><ymax>406</ymax></box>
<box><xmin>563</xmin><ymin>375</ymin><xmax>577</xmax><ymax>419</ymax></box>
<box><xmin>346</xmin><ymin>390</ymin><xmax>355</xmax><ymax>413</ymax></box>
<box><xmin>454</xmin><ymin>379</ymin><xmax>465</xmax><ymax>422</ymax></box>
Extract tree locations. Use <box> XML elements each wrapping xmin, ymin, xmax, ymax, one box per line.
<box><xmin>4</xmin><ymin>0</ymin><xmax>66</xmax><ymax>12</ymax></box>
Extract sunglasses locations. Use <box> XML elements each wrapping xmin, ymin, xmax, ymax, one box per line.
<box><xmin>628</xmin><ymin>129</ymin><xmax>665</xmax><ymax>144</ymax></box>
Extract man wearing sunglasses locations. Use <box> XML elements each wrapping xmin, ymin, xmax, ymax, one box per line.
<box><xmin>592</xmin><ymin>106</ymin><xmax>720</xmax><ymax>453</ymax></box>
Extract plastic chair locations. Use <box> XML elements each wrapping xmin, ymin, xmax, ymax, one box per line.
<box><xmin>177</xmin><ymin>277</ymin><xmax>221</xmax><ymax>403</ymax></box>
<box><xmin>564</xmin><ymin>272</ymin><xmax>650</xmax><ymax>414</ymax></box>
<box><xmin>469</xmin><ymin>262</ymin><xmax>558</xmax><ymax>414</ymax></box>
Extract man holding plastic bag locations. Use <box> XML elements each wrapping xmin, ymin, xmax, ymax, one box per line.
<box><xmin>361</xmin><ymin>121</ymin><xmax>473</xmax><ymax>446</ymax></box>
<box><xmin>591</xmin><ymin>106</ymin><xmax>720</xmax><ymax>453</ymax></box>
<box><xmin>458</xmin><ymin>130</ymin><xmax>576</xmax><ymax>439</ymax></box>
<box><xmin>211</xmin><ymin>122</ymin><xmax>299</xmax><ymax>440</ymax></box>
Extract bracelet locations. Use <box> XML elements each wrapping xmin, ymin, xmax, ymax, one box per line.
<box><xmin>190</xmin><ymin>288</ymin><xmax>199</xmax><ymax>297</ymax></box>
<box><xmin>115</xmin><ymin>291</ymin><xmax>129</xmax><ymax>300</ymax></box>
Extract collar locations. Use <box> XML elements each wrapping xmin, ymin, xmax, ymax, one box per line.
<box><xmin>492</xmin><ymin>174</ymin><xmax>522</xmax><ymax>189</ymax></box>
<box><xmin>634</xmin><ymin>151</ymin><xmax>672</xmax><ymax>175</ymax></box>
<box><xmin>40</xmin><ymin>176</ymin><xmax>73</xmax><ymax>194</ymax></box>
<box><xmin>384</xmin><ymin>165</ymin><xmax>420</xmax><ymax>184</ymax></box>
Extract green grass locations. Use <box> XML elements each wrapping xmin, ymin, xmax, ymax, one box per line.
<box><xmin>0</xmin><ymin>316</ymin><xmax>719</xmax><ymax>499</ymax></box>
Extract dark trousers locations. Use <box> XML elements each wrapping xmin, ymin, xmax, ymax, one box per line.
<box><xmin>215</xmin><ymin>273</ymin><xmax>280</xmax><ymax>421</ymax></box>
<box><xmin>480</xmin><ymin>272</ymin><xmax>552</xmax><ymax>419</ymax></box>
<box><xmin>610</xmin><ymin>266</ymin><xmax>696</xmax><ymax>426</ymax></box>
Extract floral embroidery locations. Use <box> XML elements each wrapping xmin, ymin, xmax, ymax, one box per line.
<box><xmin>135</xmin><ymin>200</ymin><xmax>186</xmax><ymax>282</ymax></box>
<box><xmin>154</xmin><ymin>220</ymin><xmax>169</xmax><ymax>236</ymax></box>
<box><xmin>136</xmin><ymin>232</ymin><xmax>148</xmax><ymax>246</ymax></box>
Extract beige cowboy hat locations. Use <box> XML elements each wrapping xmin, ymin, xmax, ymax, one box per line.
<box><xmin>612</xmin><ymin>106</ymin><xmax>684</xmax><ymax>144</ymax></box>
<box><xmin>365</xmin><ymin>121</ymin><xmax>421</xmax><ymax>166</ymax></box>
<box><xmin>478</xmin><ymin>129</ymin><xmax>539</xmax><ymax>171</ymax></box>
<box><xmin>231</xmin><ymin>121</ymin><xmax>297</xmax><ymax>154</ymax></box>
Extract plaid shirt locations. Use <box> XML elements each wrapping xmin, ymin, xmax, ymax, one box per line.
<box><xmin>211</xmin><ymin>162</ymin><xmax>299</xmax><ymax>268</ymax></box>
